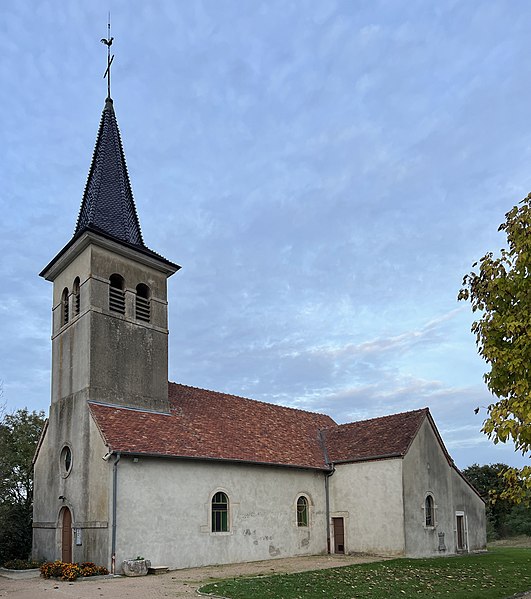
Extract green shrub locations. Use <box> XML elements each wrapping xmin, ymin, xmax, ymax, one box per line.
<box><xmin>2</xmin><ymin>558</ymin><xmax>42</xmax><ymax>570</ymax></box>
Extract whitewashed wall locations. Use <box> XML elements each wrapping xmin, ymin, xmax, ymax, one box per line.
<box><xmin>329</xmin><ymin>459</ymin><xmax>405</xmax><ymax>556</ymax></box>
<box><xmin>114</xmin><ymin>458</ymin><xmax>328</xmax><ymax>569</ymax></box>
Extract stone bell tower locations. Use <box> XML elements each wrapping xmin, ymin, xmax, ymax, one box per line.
<box><xmin>40</xmin><ymin>96</ymin><xmax>180</xmax><ymax>413</ymax></box>
<box><xmin>33</xmin><ymin>86</ymin><xmax>179</xmax><ymax>565</ymax></box>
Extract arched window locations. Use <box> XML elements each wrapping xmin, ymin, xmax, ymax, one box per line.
<box><xmin>297</xmin><ymin>495</ymin><xmax>309</xmax><ymax>527</ymax></box>
<box><xmin>211</xmin><ymin>492</ymin><xmax>229</xmax><ymax>532</ymax></box>
<box><xmin>135</xmin><ymin>283</ymin><xmax>151</xmax><ymax>322</ymax></box>
<box><xmin>425</xmin><ymin>494</ymin><xmax>435</xmax><ymax>527</ymax></box>
<box><xmin>72</xmin><ymin>277</ymin><xmax>80</xmax><ymax>316</ymax></box>
<box><xmin>109</xmin><ymin>274</ymin><xmax>125</xmax><ymax>314</ymax></box>
<box><xmin>61</xmin><ymin>288</ymin><xmax>69</xmax><ymax>326</ymax></box>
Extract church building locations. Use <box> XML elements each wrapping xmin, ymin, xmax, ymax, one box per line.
<box><xmin>32</xmin><ymin>85</ymin><xmax>486</xmax><ymax>571</ymax></box>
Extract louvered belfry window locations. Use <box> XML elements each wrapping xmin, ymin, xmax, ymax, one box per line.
<box><xmin>61</xmin><ymin>287</ymin><xmax>69</xmax><ymax>325</ymax></box>
<box><xmin>109</xmin><ymin>274</ymin><xmax>125</xmax><ymax>314</ymax></box>
<box><xmin>135</xmin><ymin>283</ymin><xmax>151</xmax><ymax>323</ymax></box>
<box><xmin>72</xmin><ymin>277</ymin><xmax>80</xmax><ymax>316</ymax></box>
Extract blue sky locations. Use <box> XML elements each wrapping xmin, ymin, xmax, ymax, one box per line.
<box><xmin>1</xmin><ymin>1</ymin><xmax>530</xmax><ymax>470</ymax></box>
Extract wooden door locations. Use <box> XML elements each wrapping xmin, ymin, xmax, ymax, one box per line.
<box><xmin>61</xmin><ymin>507</ymin><xmax>72</xmax><ymax>563</ymax></box>
<box><xmin>332</xmin><ymin>517</ymin><xmax>345</xmax><ymax>554</ymax></box>
<box><xmin>456</xmin><ymin>514</ymin><xmax>465</xmax><ymax>551</ymax></box>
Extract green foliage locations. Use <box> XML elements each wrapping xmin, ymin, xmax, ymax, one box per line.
<box><xmin>2</xmin><ymin>558</ymin><xmax>43</xmax><ymax>570</ymax></box>
<box><xmin>200</xmin><ymin>548</ymin><xmax>531</xmax><ymax>599</ymax></box>
<box><xmin>459</xmin><ymin>194</ymin><xmax>531</xmax><ymax>504</ymax></box>
<box><xmin>0</xmin><ymin>408</ymin><xmax>45</xmax><ymax>564</ymax></box>
<box><xmin>462</xmin><ymin>463</ymin><xmax>515</xmax><ymax>540</ymax></box>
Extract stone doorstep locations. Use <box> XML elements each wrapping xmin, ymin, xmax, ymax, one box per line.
<box><xmin>148</xmin><ymin>566</ymin><xmax>169</xmax><ymax>575</ymax></box>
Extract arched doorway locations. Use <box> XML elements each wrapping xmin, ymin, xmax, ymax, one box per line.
<box><xmin>60</xmin><ymin>507</ymin><xmax>72</xmax><ymax>563</ymax></box>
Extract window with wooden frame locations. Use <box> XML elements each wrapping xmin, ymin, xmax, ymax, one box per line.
<box><xmin>109</xmin><ymin>274</ymin><xmax>125</xmax><ymax>314</ymax></box>
<box><xmin>297</xmin><ymin>495</ymin><xmax>309</xmax><ymax>527</ymax></box>
<box><xmin>211</xmin><ymin>492</ymin><xmax>229</xmax><ymax>532</ymax></box>
<box><xmin>425</xmin><ymin>494</ymin><xmax>435</xmax><ymax>527</ymax></box>
<box><xmin>135</xmin><ymin>283</ymin><xmax>151</xmax><ymax>322</ymax></box>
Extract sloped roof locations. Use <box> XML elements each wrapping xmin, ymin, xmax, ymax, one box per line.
<box><xmin>89</xmin><ymin>383</ymin><xmax>336</xmax><ymax>469</ymax></box>
<box><xmin>323</xmin><ymin>408</ymin><xmax>428</xmax><ymax>463</ymax></box>
<box><xmin>75</xmin><ymin>98</ymin><xmax>144</xmax><ymax>247</ymax></box>
<box><xmin>40</xmin><ymin>98</ymin><xmax>180</xmax><ymax>278</ymax></box>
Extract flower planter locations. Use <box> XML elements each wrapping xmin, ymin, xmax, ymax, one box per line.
<box><xmin>121</xmin><ymin>559</ymin><xmax>151</xmax><ymax>577</ymax></box>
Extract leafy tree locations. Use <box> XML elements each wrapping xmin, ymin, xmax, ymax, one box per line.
<box><xmin>463</xmin><ymin>463</ymin><xmax>518</xmax><ymax>539</ymax></box>
<box><xmin>459</xmin><ymin>194</ymin><xmax>531</xmax><ymax>503</ymax></box>
<box><xmin>0</xmin><ymin>408</ymin><xmax>45</xmax><ymax>564</ymax></box>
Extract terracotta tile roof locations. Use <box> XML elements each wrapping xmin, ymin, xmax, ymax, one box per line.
<box><xmin>323</xmin><ymin>408</ymin><xmax>428</xmax><ymax>464</ymax></box>
<box><xmin>89</xmin><ymin>383</ymin><xmax>336</xmax><ymax>469</ymax></box>
<box><xmin>89</xmin><ymin>385</ymin><xmax>432</xmax><ymax>469</ymax></box>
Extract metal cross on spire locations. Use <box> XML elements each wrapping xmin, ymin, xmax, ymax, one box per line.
<box><xmin>101</xmin><ymin>15</ymin><xmax>114</xmax><ymax>100</ymax></box>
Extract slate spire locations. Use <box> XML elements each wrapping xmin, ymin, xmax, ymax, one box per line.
<box><xmin>74</xmin><ymin>97</ymin><xmax>145</xmax><ymax>247</ymax></box>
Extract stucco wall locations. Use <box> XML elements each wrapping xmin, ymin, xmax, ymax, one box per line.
<box><xmin>33</xmin><ymin>402</ymin><xmax>111</xmax><ymax>566</ymax></box>
<box><xmin>402</xmin><ymin>418</ymin><xmax>486</xmax><ymax>557</ymax></box>
<box><xmin>49</xmin><ymin>241</ymin><xmax>171</xmax><ymax>413</ymax></box>
<box><xmin>450</xmin><ymin>467</ymin><xmax>487</xmax><ymax>551</ymax></box>
<box><xmin>114</xmin><ymin>458</ymin><xmax>327</xmax><ymax>570</ymax></box>
<box><xmin>329</xmin><ymin>459</ymin><xmax>405</xmax><ymax>556</ymax></box>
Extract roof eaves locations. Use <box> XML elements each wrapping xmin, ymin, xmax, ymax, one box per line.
<box><xmin>424</xmin><ymin>410</ymin><xmax>454</xmax><ymax>466</ymax></box>
<box><xmin>111</xmin><ymin>450</ymin><xmax>330</xmax><ymax>471</ymax></box>
<box><xmin>32</xmin><ymin>418</ymin><xmax>49</xmax><ymax>466</ymax></box>
<box><xmin>332</xmin><ymin>452</ymin><xmax>404</xmax><ymax>465</ymax></box>
<box><xmin>401</xmin><ymin>407</ymin><xmax>430</xmax><ymax>456</ymax></box>
<box><xmin>88</xmin><ymin>404</ymin><xmax>111</xmax><ymax>450</ymax></box>
<box><xmin>40</xmin><ymin>227</ymin><xmax>180</xmax><ymax>280</ymax></box>
<box><xmin>453</xmin><ymin>464</ymin><xmax>487</xmax><ymax>503</ymax></box>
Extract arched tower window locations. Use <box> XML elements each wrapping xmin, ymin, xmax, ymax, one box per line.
<box><xmin>135</xmin><ymin>283</ymin><xmax>151</xmax><ymax>322</ymax></box>
<box><xmin>61</xmin><ymin>288</ymin><xmax>69</xmax><ymax>326</ymax></box>
<box><xmin>211</xmin><ymin>492</ymin><xmax>229</xmax><ymax>532</ymax></box>
<box><xmin>297</xmin><ymin>495</ymin><xmax>309</xmax><ymax>527</ymax></box>
<box><xmin>109</xmin><ymin>274</ymin><xmax>125</xmax><ymax>314</ymax></box>
<box><xmin>425</xmin><ymin>494</ymin><xmax>435</xmax><ymax>527</ymax></box>
<box><xmin>72</xmin><ymin>277</ymin><xmax>80</xmax><ymax>316</ymax></box>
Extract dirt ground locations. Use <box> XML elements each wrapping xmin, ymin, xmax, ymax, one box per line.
<box><xmin>1</xmin><ymin>544</ymin><xmax>530</xmax><ymax>599</ymax></box>
<box><xmin>0</xmin><ymin>554</ymin><xmax>385</xmax><ymax>599</ymax></box>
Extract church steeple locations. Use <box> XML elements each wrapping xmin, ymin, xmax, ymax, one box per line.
<box><xmin>74</xmin><ymin>98</ymin><xmax>145</xmax><ymax>248</ymax></box>
<box><xmin>40</xmin><ymin>32</ymin><xmax>179</xmax><ymax>414</ymax></box>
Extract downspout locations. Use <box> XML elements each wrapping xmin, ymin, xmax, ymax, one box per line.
<box><xmin>324</xmin><ymin>465</ymin><xmax>335</xmax><ymax>554</ymax></box>
<box><xmin>111</xmin><ymin>452</ymin><xmax>121</xmax><ymax>574</ymax></box>
<box><xmin>318</xmin><ymin>429</ymin><xmax>335</xmax><ymax>554</ymax></box>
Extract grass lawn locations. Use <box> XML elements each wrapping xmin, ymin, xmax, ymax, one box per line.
<box><xmin>199</xmin><ymin>547</ymin><xmax>531</xmax><ymax>599</ymax></box>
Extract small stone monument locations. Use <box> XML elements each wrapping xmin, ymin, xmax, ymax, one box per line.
<box><xmin>122</xmin><ymin>558</ymin><xmax>151</xmax><ymax>576</ymax></box>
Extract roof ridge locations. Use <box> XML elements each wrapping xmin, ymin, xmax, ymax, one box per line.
<box><xmin>328</xmin><ymin>407</ymin><xmax>429</xmax><ymax>431</ymax></box>
<box><xmin>169</xmin><ymin>381</ymin><xmax>336</xmax><ymax>421</ymax></box>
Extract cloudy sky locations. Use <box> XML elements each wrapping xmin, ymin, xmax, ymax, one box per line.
<box><xmin>1</xmin><ymin>1</ymin><xmax>530</xmax><ymax>470</ymax></box>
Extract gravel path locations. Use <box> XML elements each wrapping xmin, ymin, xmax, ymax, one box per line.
<box><xmin>0</xmin><ymin>554</ymin><xmax>384</xmax><ymax>599</ymax></box>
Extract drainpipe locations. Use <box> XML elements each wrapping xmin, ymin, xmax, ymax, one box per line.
<box><xmin>324</xmin><ymin>465</ymin><xmax>335</xmax><ymax>554</ymax></box>
<box><xmin>111</xmin><ymin>452</ymin><xmax>121</xmax><ymax>574</ymax></box>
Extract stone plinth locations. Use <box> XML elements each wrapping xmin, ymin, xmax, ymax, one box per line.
<box><xmin>121</xmin><ymin>559</ymin><xmax>151</xmax><ymax>577</ymax></box>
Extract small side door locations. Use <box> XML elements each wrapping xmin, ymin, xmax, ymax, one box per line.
<box><xmin>332</xmin><ymin>517</ymin><xmax>345</xmax><ymax>554</ymax></box>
